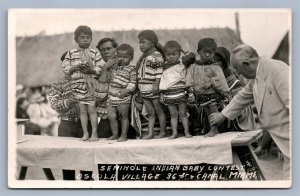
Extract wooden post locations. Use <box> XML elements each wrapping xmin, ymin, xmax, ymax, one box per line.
<box><xmin>235</xmin><ymin>12</ymin><xmax>242</xmax><ymax>43</ymax></box>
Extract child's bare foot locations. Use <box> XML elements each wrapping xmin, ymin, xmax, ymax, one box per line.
<box><xmin>108</xmin><ymin>135</ymin><xmax>118</xmax><ymax>140</ymax></box>
<box><xmin>80</xmin><ymin>133</ymin><xmax>89</xmax><ymax>141</ymax></box>
<box><xmin>89</xmin><ymin>133</ymin><xmax>98</xmax><ymax>142</ymax></box>
<box><xmin>185</xmin><ymin>132</ymin><xmax>193</xmax><ymax>138</ymax></box>
<box><xmin>118</xmin><ymin>136</ymin><xmax>127</xmax><ymax>142</ymax></box>
<box><xmin>143</xmin><ymin>133</ymin><xmax>154</xmax><ymax>140</ymax></box>
<box><xmin>204</xmin><ymin>129</ymin><xmax>218</xmax><ymax>138</ymax></box>
<box><xmin>168</xmin><ymin>133</ymin><xmax>178</xmax><ymax>139</ymax></box>
<box><xmin>157</xmin><ymin>131</ymin><xmax>166</xmax><ymax>138</ymax></box>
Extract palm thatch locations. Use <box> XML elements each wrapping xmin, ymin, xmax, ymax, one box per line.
<box><xmin>272</xmin><ymin>32</ymin><xmax>289</xmax><ymax>65</ymax></box>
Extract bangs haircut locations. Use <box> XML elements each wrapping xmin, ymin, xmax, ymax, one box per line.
<box><xmin>197</xmin><ymin>38</ymin><xmax>217</xmax><ymax>52</ymax></box>
<box><xmin>117</xmin><ymin>44</ymin><xmax>134</xmax><ymax>58</ymax></box>
<box><xmin>74</xmin><ymin>25</ymin><xmax>92</xmax><ymax>40</ymax></box>
<box><xmin>164</xmin><ymin>41</ymin><xmax>181</xmax><ymax>53</ymax></box>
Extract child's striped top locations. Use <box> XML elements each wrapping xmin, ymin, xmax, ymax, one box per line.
<box><xmin>137</xmin><ymin>51</ymin><xmax>164</xmax><ymax>84</ymax></box>
<box><xmin>107</xmin><ymin>65</ymin><xmax>137</xmax><ymax>106</ymax></box>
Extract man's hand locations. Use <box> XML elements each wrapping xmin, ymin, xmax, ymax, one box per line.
<box><xmin>209</xmin><ymin>112</ymin><xmax>226</xmax><ymax>126</ymax></box>
<box><xmin>80</xmin><ymin>67</ymin><xmax>96</xmax><ymax>75</ymax></box>
<box><xmin>105</xmin><ymin>59</ymin><xmax>118</xmax><ymax>70</ymax></box>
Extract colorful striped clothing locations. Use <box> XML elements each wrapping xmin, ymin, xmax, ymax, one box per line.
<box><xmin>107</xmin><ymin>65</ymin><xmax>137</xmax><ymax>106</ymax></box>
<box><xmin>137</xmin><ymin>50</ymin><xmax>164</xmax><ymax>99</ymax></box>
<box><xmin>94</xmin><ymin>58</ymin><xmax>110</xmax><ymax>118</ymax></box>
<box><xmin>186</xmin><ymin>63</ymin><xmax>230</xmax><ymax>95</ymax></box>
<box><xmin>61</xmin><ymin>48</ymin><xmax>104</xmax><ymax>104</ymax></box>
<box><xmin>94</xmin><ymin>58</ymin><xmax>109</xmax><ymax>100</ymax></box>
<box><xmin>48</xmin><ymin>78</ymin><xmax>79</xmax><ymax>122</ymax></box>
<box><xmin>159</xmin><ymin>62</ymin><xmax>187</xmax><ymax>105</ymax></box>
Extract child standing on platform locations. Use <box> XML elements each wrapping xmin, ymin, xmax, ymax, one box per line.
<box><xmin>137</xmin><ymin>30</ymin><xmax>166</xmax><ymax>139</ymax></box>
<box><xmin>159</xmin><ymin>41</ymin><xmax>192</xmax><ymax>139</ymax></box>
<box><xmin>61</xmin><ymin>25</ymin><xmax>103</xmax><ymax>141</ymax></box>
<box><xmin>107</xmin><ymin>44</ymin><xmax>137</xmax><ymax>142</ymax></box>
<box><xmin>186</xmin><ymin>38</ymin><xmax>230</xmax><ymax>137</ymax></box>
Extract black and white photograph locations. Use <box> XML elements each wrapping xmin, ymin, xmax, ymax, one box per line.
<box><xmin>8</xmin><ymin>8</ymin><xmax>291</xmax><ymax>188</ymax></box>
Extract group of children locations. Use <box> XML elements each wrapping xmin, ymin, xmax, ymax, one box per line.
<box><xmin>61</xmin><ymin>25</ymin><xmax>232</xmax><ymax>142</ymax></box>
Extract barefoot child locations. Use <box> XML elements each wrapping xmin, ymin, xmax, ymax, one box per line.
<box><xmin>137</xmin><ymin>30</ymin><xmax>166</xmax><ymax>139</ymax></box>
<box><xmin>186</xmin><ymin>38</ymin><xmax>230</xmax><ymax>137</ymax></box>
<box><xmin>159</xmin><ymin>41</ymin><xmax>192</xmax><ymax>139</ymax></box>
<box><xmin>61</xmin><ymin>25</ymin><xmax>103</xmax><ymax>141</ymax></box>
<box><xmin>106</xmin><ymin>44</ymin><xmax>137</xmax><ymax>142</ymax></box>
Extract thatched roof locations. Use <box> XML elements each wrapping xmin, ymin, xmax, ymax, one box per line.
<box><xmin>272</xmin><ymin>32</ymin><xmax>289</xmax><ymax>65</ymax></box>
<box><xmin>16</xmin><ymin>28</ymin><xmax>242</xmax><ymax>86</ymax></box>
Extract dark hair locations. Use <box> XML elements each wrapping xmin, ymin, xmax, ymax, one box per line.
<box><xmin>74</xmin><ymin>25</ymin><xmax>92</xmax><ymax>40</ymax></box>
<box><xmin>164</xmin><ymin>41</ymin><xmax>182</xmax><ymax>53</ymax></box>
<box><xmin>17</xmin><ymin>97</ymin><xmax>26</xmax><ymax>107</ymax></box>
<box><xmin>138</xmin><ymin>30</ymin><xmax>165</xmax><ymax>59</ymax></box>
<box><xmin>197</xmin><ymin>38</ymin><xmax>217</xmax><ymax>52</ymax></box>
<box><xmin>117</xmin><ymin>44</ymin><xmax>134</xmax><ymax>59</ymax></box>
<box><xmin>215</xmin><ymin>47</ymin><xmax>231</xmax><ymax>69</ymax></box>
<box><xmin>138</xmin><ymin>30</ymin><xmax>158</xmax><ymax>44</ymax></box>
<box><xmin>60</xmin><ymin>51</ymin><xmax>68</xmax><ymax>62</ymax></box>
<box><xmin>96</xmin><ymin>38</ymin><xmax>118</xmax><ymax>51</ymax></box>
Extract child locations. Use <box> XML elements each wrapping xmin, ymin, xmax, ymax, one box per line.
<box><xmin>159</xmin><ymin>41</ymin><xmax>192</xmax><ymax>139</ymax></box>
<box><xmin>107</xmin><ymin>44</ymin><xmax>137</xmax><ymax>142</ymax></box>
<box><xmin>214</xmin><ymin>47</ymin><xmax>243</xmax><ymax>96</ymax></box>
<box><xmin>137</xmin><ymin>30</ymin><xmax>166</xmax><ymax>139</ymax></box>
<box><xmin>61</xmin><ymin>25</ymin><xmax>103</xmax><ymax>141</ymax></box>
<box><xmin>215</xmin><ymin>46</ymin><xmax>260</xmax><ymax>132</ymax></box>
<box><xmin>186</xmin><ymin>38</ymin><xmax>230</xmax><ymax>137</ymax></box>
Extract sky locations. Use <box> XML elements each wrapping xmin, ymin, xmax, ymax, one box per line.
<box><xmin>11</xmin><ymin>9</ymin><xmax>291</xmax><ymax>58</ymax></box>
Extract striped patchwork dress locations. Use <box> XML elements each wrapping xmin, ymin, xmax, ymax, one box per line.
<box><xmin>61</xmin><ymin>48</ymin><xmax>104</xmax><ymax>104</ymax></box>
<box><xmin>48</xmin><ymin>78</ymin><xmax>79</xmax><ymax>121</ymax></box>
<box><xmin>186</xmin><ymin>63</ymin><xmax>230</xmax><ymax>104</ymax></box>
<box><xmin>107</xmin><ymin>65</ymin><xmax>137</xmax><ymax>106</ymax></box>
<box><xmin>159</xmin><ymin>61</ymin><xmax>187</xmax><ymax>105</ymax></box>
<box><xmin>137</xmin><ymin>50</ymin><xmax>164</xmax><ymax>99</ymax></box>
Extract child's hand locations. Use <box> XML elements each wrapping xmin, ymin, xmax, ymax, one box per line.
<box><xmin>81</xmin><ymin>61</ymin><xmax>89</xmax><ymax>67</ymax></box>
<box><xmin>118</xmin><ymin>89</ymin><xmax>130</xmax><ymax>99</ymax></box>
<box><xmin>69</xmin><ymin>65</ymin><xmax>82</xmax><ymax>74</ymax></box>
<box><xmin>187</xmin><ymin>93</ymin><xmax>196</xmax><ymax>104</ymax></box>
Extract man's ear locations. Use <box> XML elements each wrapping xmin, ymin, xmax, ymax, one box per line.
<box><xmin>241</xmin><ymin>59</ymin><xmax>250</xmax><ymax>67</ymax></box>
<box><xmin>242</xmin><ymin>61</ymin><xmax>250</xmax><ymax>66</ymax></box>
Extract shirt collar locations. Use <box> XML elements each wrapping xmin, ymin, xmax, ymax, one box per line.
<box><xmin>256</xmin><ymin>57</ymin><xmax>262</xmax><ymax>77</ymax></box>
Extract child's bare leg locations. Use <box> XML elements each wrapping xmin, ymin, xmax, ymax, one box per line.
<box><xmin>79</xmin><ymin>104</ymin><xmax>89</xmax><ymax>141</ymax></box>
<box><xmin>142</xmin><ymin>98</ymin><xmax>155</xmax><ymax>139</ymax></box>
<box><xmin>178</xmin><ymin>102</ymin><xmax>192</xmax><ymax>138</ymax></box>
<box><xmin>152</xmin><ymin>98</ymin><xmax>166</xmax><ymax>138</ymax></box>
<box><xmin>107</xmin><ymin>106</ymin><xmax>119</xmax><ymax>140</ymax></box>
<box><xmin>117</xmin><ymin>104</ymin><xmax>129</xmax><ymax>142</ymax></box>
<box><xmin>87</xmin><ymin>103</ymin><xmax>98</xmax><ymax>141</ymax></box>
<box><xmin>204</xmin><ymin>104</ymin><xmax>219</xmax><ymax>137</ymax></box>
<box><xmin>168</xmin><ymin>105</ymin><xmax>178</xmax><ymax>139</ymax></box>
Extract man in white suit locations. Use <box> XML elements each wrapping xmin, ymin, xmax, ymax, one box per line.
<box><xmin>209</xmin><ymin>45</ymin><xmax>290</xmax><ymax>180</ymax></box>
